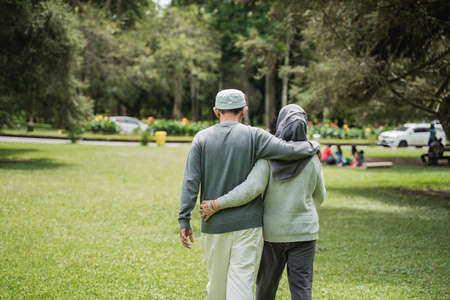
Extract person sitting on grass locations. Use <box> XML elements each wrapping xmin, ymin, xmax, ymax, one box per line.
<box><xmin>321</xmin><ymin>144</ymin><xmax>335</xmax><ymax>165</ymax></box>
<box><xmin>335</xmin><ymin>145</ymin><xmax>344</xmax><ymax>167</ymax></box>
<box><xmin>421</xmin><ymin>137</ymin><xmax>442</xmax><ymax>164</ymax></box>
<box><xmin>350</xmin><ymin>150</ymin><xmax>364</xmax><ymax>167</ymax></box>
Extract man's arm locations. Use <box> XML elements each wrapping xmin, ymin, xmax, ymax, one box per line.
<box><xmin>200</xmin><ymin>159</ymin><xmax>270</xmax><ymax>221</ymax></box>
<box><xmin>178</xmin><ymin>138</ymin><xmax>202</xmax><ymax>248</ymax></box>
<box><xmin>254</xmin><ymin>128</ymin><xmax>320</xmax><ymax>160</ymax></box>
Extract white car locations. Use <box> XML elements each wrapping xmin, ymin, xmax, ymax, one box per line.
<box><xmin>377</xmin><ymin>123</ymin><xmax>446</xmax><ymax>147</ymax></box>
<box><xmin>110</xmin><ymin>116</ymin><xmax>148</xmax><ymax>134</ymax></box>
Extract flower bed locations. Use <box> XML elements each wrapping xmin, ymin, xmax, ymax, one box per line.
<box><xmin>307</xmin><ymin>121</ymin><xmax>394</xmax><ymax>139</ymax></box>
<box><xmin>87</xmin><ymin>115</ymin><xmax>118</xmax><ymax>134</ymax></box>
<box><xmin>146</xmin><ymin>117</ymin><xmax>210</xmax><ymax>136</ymax></box>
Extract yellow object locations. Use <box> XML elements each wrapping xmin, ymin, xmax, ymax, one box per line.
<box><xmin>155</xmin><ymin>131</ymin><xmax>167</xmax><ymax>146</ymax></box>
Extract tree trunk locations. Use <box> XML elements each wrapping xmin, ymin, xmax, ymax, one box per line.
<box><xmin>116</xmin><ymin>0</ymin><xmax>122</xmax><ymax>21</ymax></box>
<box><xmin>71</xmin><ymin>0</ymin><xmax>84</xmax><ymax>13</ymax></box>
<box><xmin>173</xmin><ymin>73</ymin><xmax>183</xmax><ymax>119</ymax></box>
<box><xmin>84</xmin><ymin>33</ymin><xmax>92</xmax><ymax>99</ymax></box>
<box><xmin>243</xmin><ymin>90</ymin><xmax>249</xmax><ymax>125</ymax></box>
<box><xmin>440</xmin><ymin>117</ymin><xmax>450</xmax><ymax>144</ymax></box>
<box><xmin>191</xmin><ymin>77</ymin><xmax>199</xmax><ymax>122</ymax></box>
<box><xmin>104</xmin><ymin>0</ymin><xmax>111</xmax><ymax>14</ymax></box>
<box><xmin>218</xmin><ymin>69</ymin><xmax>223</xmax><ymax>92</ymax></box>
<box><xmin>27</xmin><ymin>115</ymin><xmax>34</xmax><ymax>132</ymax></box>
<box><xmin>281</xmin><ymin>34</ymin><xmax>291</xmax><ymax>108</ymax></box>
<box><xmin>437</xmin><ymin>99</ymin><xmax>450</xmax><ymax>142</ymax></box>
<box><xmin>435</xmin><ymin>72</ymin><xmax>450</xmax><ymax>143</ymax></box>
<box><xmin>265</xmin><ymin>69</ymin><xmax>277</xmax><ymax>132</ymax></box>
<box><xmin>265</xmin><ymin>76</ymin><xmax>270</xmax><ymax>129</ymax></box>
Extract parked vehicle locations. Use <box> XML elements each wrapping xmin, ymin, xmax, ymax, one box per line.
<box><xmin>109</xmin><ymin>116</ymin><xmax>148</xmax><ymax>134</ymax></box>
<box><xmin>377</xmin><ymin>123</ymin><xmax>447</xmax><ymax>147</ymax></box>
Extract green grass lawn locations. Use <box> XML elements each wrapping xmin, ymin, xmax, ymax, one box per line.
<box><xmin>0</xmin><ymin>143</ymin><xmax>448</xmax><ymax>299</ymax></box>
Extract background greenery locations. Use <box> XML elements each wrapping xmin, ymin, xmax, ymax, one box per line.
<box><xmin>0</xmin><ymin>142</ymin><xmax>448</xmax><ymax>298</ymax></box>
<box><xmin>1</xmin><ymin>0</ymin><xmax>449</xmax><ymax>137</ymax></box>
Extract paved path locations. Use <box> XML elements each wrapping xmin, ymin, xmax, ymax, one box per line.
<box><xmin>0</xmin><ymin>136</ymin><xmax>186</xmax><ymax>147</ymax></box>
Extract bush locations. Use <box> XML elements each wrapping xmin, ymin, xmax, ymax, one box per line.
<box><xmin>307</xmin><ymin>122</ymin><xmax>394</xmax><ymax>139</ymax></box>
<box><xmin>140</xmin><ymin>131</ymin><xmax>151</xmax><ymax>146</ymax></box>
<box><xmin>146</xmin><ymin>117</ymin><xmax>209</xmax><ymax>136</ymax></box>
<box><xmin>88</xmin><ymin>115</ymin><xmax>118</xmax><ymax>134</ymax></box>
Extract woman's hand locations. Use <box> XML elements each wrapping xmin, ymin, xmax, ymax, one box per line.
<box><xmin>200</xmin><ymin>200</ymin><xmax>220</xmax><ymax>221</ymax></box>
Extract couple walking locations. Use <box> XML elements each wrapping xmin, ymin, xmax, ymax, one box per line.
<box><xmin>178</xmin><ymin>89</ymin><xmax>326</xmax><ymax>300</ymax></box>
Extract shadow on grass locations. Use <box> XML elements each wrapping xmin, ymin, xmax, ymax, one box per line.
<box><xmin>0</xmin><ymin>148</ymin><xmax>39</xmax><ymax>159</ymax></box>
<box><xmin>327</xmin><ymin>186</ymin><xmax>449</xmax><ymax>209</ymax></box>
<box><xmin>0</xmin><ymin>158</ymin><xmax>68</xmax><ymax>170</ymax></box>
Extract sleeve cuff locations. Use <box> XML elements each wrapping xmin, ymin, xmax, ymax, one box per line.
<box><xmin>179</xmin><ymin>219</ymin><xmax>192</xmax><ymax>230</ymax></box>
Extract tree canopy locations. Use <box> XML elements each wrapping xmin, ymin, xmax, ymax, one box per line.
<box><xmin>1</xmin><ymin>0</ymin><xmax>448</xmax><ymax>136</ymax></box>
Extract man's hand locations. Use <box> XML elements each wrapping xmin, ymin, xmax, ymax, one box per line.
<box><xmin>180</xmin><ymin>228</ymin><xmax>194</xmax><ymax>249</ymax></box>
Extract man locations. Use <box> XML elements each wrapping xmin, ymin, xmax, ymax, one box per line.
<box><xmin>178</xmin><ymin>89</ymin><xmax>320</xmax><ymax>300</ymax></box>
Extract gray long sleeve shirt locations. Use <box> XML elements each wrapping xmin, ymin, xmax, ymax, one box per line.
<box><xmin>178</xmin><ymin>122</ymin><xmax>320</xmax><ymax>234</ymax></box>
<box><xmin>217</xmin><ymin>157</ymin><xmax>326</xmax><ymax>242</ymax></box>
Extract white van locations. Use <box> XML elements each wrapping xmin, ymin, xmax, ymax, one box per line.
<box><xmin>377</xmin><ymin>123</ymin><xmax>446</xmax><ymax>147</ymax></box>
<box><xmin>109</xmin><ymin>116</ymin><xmax>148</xmax><ymax>134</ymax></box>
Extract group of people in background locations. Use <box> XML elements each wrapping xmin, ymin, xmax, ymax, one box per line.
<box><xmin>321</xmin><ymin>144</ymin><xmax>364</xmax><ymax>167</ymax></box>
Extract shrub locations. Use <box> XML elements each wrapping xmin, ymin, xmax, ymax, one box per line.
<box><xmin>307</xmin><ymin>122</ymin><xmax>394</xmax><ymax>139</ymax></box>
<box><xmin>145</xmin><ymin>117</ymin><xmax>209</xmax><ymax>136</ymax></box>
<box><xmin>140</xmin><ymin>131</ymin><xmax>151</xmax><ymax>146</ymax></box>
<box><xmin>88</xmin><ymin>115</ymin><xmax>118</xmax><ymax>134</ymax></box>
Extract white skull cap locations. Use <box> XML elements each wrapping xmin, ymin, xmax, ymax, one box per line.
<box><xmin>215</xmin><ymin>89</ymin><xmax>246</xmax><ymax>110</ymax></box>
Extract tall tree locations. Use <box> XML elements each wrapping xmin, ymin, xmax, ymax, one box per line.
<box><xmin>290</xmin><ymin>0</ymin><xmax>450</xmax><ymax>135</ymax></box>
<box><xmin>0</xmin><ymin>0</ymin><xmax>92</xmax><ymax>134</ymax></box>
<box><xmin>152</xmin><ymin>6</ymin><xmax>220</xmax><ymax>120</ymax></box>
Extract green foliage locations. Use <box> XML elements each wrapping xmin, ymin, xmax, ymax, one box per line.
<box><xmin>2</xmin><ymin>0</ymin><xmax>448</xmax><ymax>139</ymax></box>
<box><xmin>308</xmin><ymin>123</ymin><xmax>393</xmax><ymax>140</ymax></box>
<box><xmin>288</xmin><ymin>0</ymin><xmax>450</xmax><ymax>136</ymax></box>
<box><xmin>140</xmin><ymin>131</ymin><xmax>151</xmax><ymax>145</ymax></box>
<box><xmin>147</xmin><ymin>118</ymin><xmax>209</xmax><ymax>136</ymax></box>
<box><xmin>0</xmin><ymin>0</ymin><xmax>92</xmax><ymax>131</ymax></box>
<box><xmin>88</xmin><ymin>115</ymin><xmax>118</xmax><ymax>134</ymax></box>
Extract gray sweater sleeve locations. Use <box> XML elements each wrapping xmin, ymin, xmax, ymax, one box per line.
<box><xmin>312</xmin><ymin>161</ymin><xmax>326</xmax><ymax>207</ymax></box>
<box><xmin>254</xmin><ymin>128</ymin><xmax>320</xmax><ymax>160</ymax></box>
<box><xmin>178</xmin><ymin>138</ymin><xmax>202</xmax><ymax>230</ymax></box>
<box><xmin>217</xmin><ymin>159</ymin><xmax>270</xmax><ymax>209</ymax></box>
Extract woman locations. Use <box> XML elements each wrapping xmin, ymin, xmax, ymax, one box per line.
<box><xmin>200</xmin><ymin>104</ymin><xmax>326</xmax><ymax>300</ymax></box>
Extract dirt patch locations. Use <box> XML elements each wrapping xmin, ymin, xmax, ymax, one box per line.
<box><xmin>396</xmin><ymin>188</ymin><xmax>450</xmax><ymax>201</ymax></box>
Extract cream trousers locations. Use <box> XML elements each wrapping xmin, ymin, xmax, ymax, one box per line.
<box><xmin>201</xmin><ymin>227</ymin><xmax>263</xmax><ymax>300</ymax></box>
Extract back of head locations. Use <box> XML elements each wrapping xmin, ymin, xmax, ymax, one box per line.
<box><xmin>215</xmin><ymin>89</ymin><xmax>246</xmax><ymax>113</ymax></box>
<box><xmin>275</xmin><ymin>104</ymin><xmax>308</xmax><ymax>142</ymax></box>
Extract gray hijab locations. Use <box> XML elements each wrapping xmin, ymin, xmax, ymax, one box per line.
<box><xmin>271</xmin><ymin>104</ymin><xmax>313</xmax><ymax>182</ymax></box>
